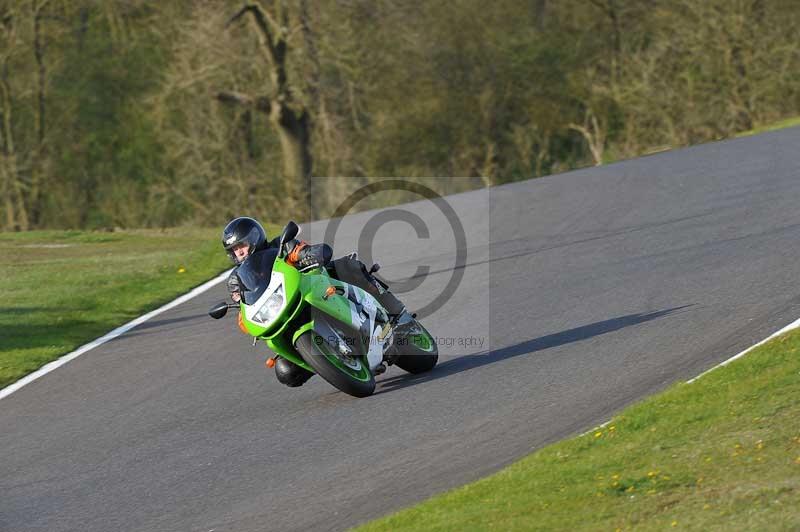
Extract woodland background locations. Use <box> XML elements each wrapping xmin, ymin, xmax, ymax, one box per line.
<box><xmin>1</xmin><ymin>0</ymin><xmax>798</xmax><ymax>230</ymax></box>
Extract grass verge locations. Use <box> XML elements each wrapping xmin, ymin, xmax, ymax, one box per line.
<box><xmin>356</xmin><ymin>329</ymin><xmax>800</xmax><ymax>531</ymax></box>
<box><xmin>600</xmin><ymin>115</ymin><xmax>800</xmax><ymax>166</ymax></box>
<box><xmin>736</xmin><ymin>116</ymin><xmax>800</xmax><ymax>137</ymax></box>
<box><xmin>0</xmin><ymin>227</ymin><xmax>270</xmax><ymax>390</ymax></box>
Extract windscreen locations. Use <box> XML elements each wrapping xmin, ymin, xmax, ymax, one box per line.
<box><xmin>236</xmin><ymin>248</ymin><xmax>279</xmax><ymax>305</ymax></box>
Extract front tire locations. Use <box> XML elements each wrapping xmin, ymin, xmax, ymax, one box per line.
<box><xmin>295</xmin><ymin>332</ymin><xmax>376</xmax><ymax>398</ymax></box>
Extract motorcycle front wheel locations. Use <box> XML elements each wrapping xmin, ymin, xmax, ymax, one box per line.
<box><xmin>295</xmin><ymin>332</ymin><xmax>376</xmax><ymax>398</ymax></box>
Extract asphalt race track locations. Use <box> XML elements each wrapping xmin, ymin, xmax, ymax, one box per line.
<box><xmin>3</xmin><ymin>128</ymin><xmax>800</xmax><ymax>531</ymax></box>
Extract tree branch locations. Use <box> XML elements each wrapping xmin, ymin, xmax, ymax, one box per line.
<box><xmin>216</xmin><ymin>90</ymin><xmax>272</xmax><ymax>114</ymax></box>
<box><xmin>568</xmin><ymin>109</ymin><xmax>605</xmax><ymax>166</ymax></box>
<box><xmin>226</xmin><ymin>3</ymin><xmax>282</xmax><ymax>66</ymax></box>
<box><xmin>588</xmin><ymin>0</ymin><xmax>607</xmax><ymax>13</ymax></box>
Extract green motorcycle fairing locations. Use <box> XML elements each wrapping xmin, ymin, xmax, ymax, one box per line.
<box><xmin>236</xmin><ymin>252</ymin><xmax>387</xmax><ymax>374</ymax></box>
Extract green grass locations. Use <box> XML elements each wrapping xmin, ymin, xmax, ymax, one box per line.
<box><xmin>0</xmin><ymin>227</ymin><xmax>271</xmax><ymax>390</ymax></box>
<box><xmin>356</xmin><ymin>330</ymin><xmax>800</xmax><ymax>531</ymax></box>
<box><xmin>601</xmin><ymin>115</ymin><xmax>800</xmax><ymax>166</ymax></box>
<box><xmin>736</xmin><ymin>116</ymin><xmax>800</xmax><ymax>137</ymax></box>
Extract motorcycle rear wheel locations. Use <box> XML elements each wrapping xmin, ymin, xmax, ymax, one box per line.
<box><xmin>393</xmin><ymin>320</ymin><xmax>438</xmax><ymax>374</ymax></box>
<box><xmin>295</xmin><ymin>332</ymin><xmax>376</xmax><ymax>398</ymax></box>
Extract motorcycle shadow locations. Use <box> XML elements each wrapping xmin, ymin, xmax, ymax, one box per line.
<box><xmin>375</xmin><ymin>305</ymin><xmax>693</xmax><ymax>395</ymax></box>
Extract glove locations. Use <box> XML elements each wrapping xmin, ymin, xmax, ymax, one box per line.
<box><xmin>227</xmin><ymin>273</ymin><xmax>241</xmax><ymax>302</ymax></box>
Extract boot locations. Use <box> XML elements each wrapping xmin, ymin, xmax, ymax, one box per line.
<box><xmin>331</xmin><ymin>257</ymin><xmax>407</xmax><ymax>318</ymax></box>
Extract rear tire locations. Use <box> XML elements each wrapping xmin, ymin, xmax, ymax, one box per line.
<box><xmin>295</xmin><ymin>332</ymin><xmax>375</xmax><ymax>398</ymax></box>
<box><xmin>394</xmin><ymin>320</ymin><xmax>438</xmax><ymax>374</ymax></box>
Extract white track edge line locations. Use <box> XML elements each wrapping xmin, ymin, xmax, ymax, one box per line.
<box><xmin>685</xmin><ymin>314</ymin><xmax>800</xmax><ymax>384</ymax></box>
<box><xmin>0</xmin><ymin>268</ymin><xmax>233</xmax><ymax>401</ymax></box>
<box><xmin>581</xmin><ymin>314</ymin><xmax>800</xmax><ymax>436</ymax></box>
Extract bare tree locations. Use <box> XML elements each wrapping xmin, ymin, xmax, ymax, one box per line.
<box><xmin>217</xmin><ymin>1</ymin><xmax>315</xmax><ymax>220</ymax></box>
<box><xmin>27</xmin><ymin>0</ymin><xmax>53</xmax><ymax>226</ymax></box>
<box><xmin>613</xmin><ymin>0</ymin><xmax>800</xmax><ymax>154</ymax></box>
<box><xmin>569</xmin><ymin>108</ymin><xmax>606</xmax><ymax>166</ymax></box>
<box><xmin>0</xmin><ymin>6</ymin><xmax>28</xmax><ymax>230</ymax></box>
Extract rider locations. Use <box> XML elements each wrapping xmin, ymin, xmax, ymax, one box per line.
<box><xmin>222</xmin><ymin>216</ymin><xmax>408</xmax><ymax>388</ymax></box>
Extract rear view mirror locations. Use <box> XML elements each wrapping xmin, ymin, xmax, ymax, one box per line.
<box><xmin>279</xmin><ymin>221</ymin><xmax>300</xmax><ymax>253</ymax></box>
<box><xmin>208</xmin><ymin>301</ymin><xmax>230</xmax><ymax>319</ymax></box>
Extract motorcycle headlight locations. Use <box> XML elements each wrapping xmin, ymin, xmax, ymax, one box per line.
<box><xmin>253</xmin><ymin>283</ymin><xmax>285</xmax><ymax>325</ymax></box>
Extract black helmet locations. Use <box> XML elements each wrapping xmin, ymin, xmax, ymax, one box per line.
<box><xmin>222</xmin><ymin>217</ymin><xmax>267</xmax><ymax>264</ymax></box>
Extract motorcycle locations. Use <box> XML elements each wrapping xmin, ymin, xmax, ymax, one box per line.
<box><xmin>208</xmin><ymin>222</ymin><xmax>438</xmax><ymax>398</ymax></box>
